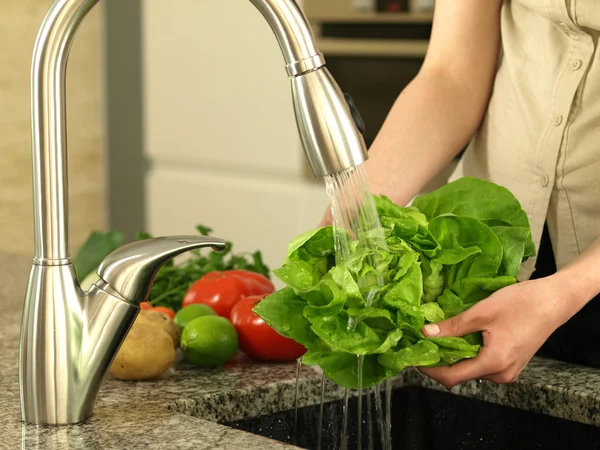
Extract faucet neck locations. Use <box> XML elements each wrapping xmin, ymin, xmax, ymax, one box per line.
<box><xmin>30</xmin><ymin>0</ymin><xmax>324</xmax><ymax>264</ymax></box>
<box><xmin>248</xmin><ymin>0</ymin><xmax>325</xmax><ymax>76</ymax></box>
<box><xmin>31</xmin><ymin>0</ymin><xmax>98</xmax><ymax>263</ymax></box>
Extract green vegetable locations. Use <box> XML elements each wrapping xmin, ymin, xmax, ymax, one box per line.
<box><xmin>74</xmin><ymin>224</ymin><xmax>271</xmax><ymax>312</ymax></box>
<box><xmin>254</xmin><ymin>177</ymin><xmax>534</xmax><ymax>389</ymax></box>
<box><xmin>74</xmin><ymin>230</ymin><xmax>125</xmax><ymax>280</ymax></box>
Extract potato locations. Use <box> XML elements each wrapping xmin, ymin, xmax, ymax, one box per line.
<box><xmin>110</xmin><ymin>322</ymin><xmax>176</xmax><ymax>380</ymax></box>
<box><xmin>136</xmin><ymin>309</ymin><xmax>180</xmax><ymax>348</ymax></box>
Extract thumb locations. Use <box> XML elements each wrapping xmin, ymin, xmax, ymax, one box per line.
<box><xmin>422</xmin><ymin>307</ymin><xmax>487</xmax><ymax>338</ymax></box>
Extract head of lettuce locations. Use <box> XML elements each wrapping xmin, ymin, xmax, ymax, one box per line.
<box><xmin>253</xmin><ymin>177</ymin><xmax>535</xmax><ymax>389</ymax></box>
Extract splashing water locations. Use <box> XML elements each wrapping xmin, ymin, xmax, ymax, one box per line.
<box><xmin>324</xmin><ymin>165</ymin><xmax>386</xmax><ymax>265</ymax></box>
<box><xmin>317</xmin><ymin>372</ymin><xmax>326</xmax><ymax>450</ymax></box>
<box><xmin>324</xmin><ymin>165</ymin><xmax>388</xmax><ymax>332</ymax></box>
<box><xmin>374</xmin><ymin>384</ymin><xmax>387</xmax><ymax>449</ymax></box>
<box><xmin>367</xmin><ymin>387</ymin><xmax>374</xmax><ymax>450</ymax></box>
<box><xmin>341</xmin><ymin>387</ymin><xmax>350</xmax><ymax>450</ymax></box>
<box><xmin>385</xmin><ymin>378</ymin><xmax>393</xmax><ymax>449</ymax></box>
<box><xmin>357</xmin><ymin>355</ymin><xmax>365</xmax><ymax>450</ymax></box>
<box><xmin>324</xmin><ymin>164</ymin><xmax>392</xmax><ymax>449</ymax></box>
<box><xmin>293</xmin><ymin>358</ymin><xmax>301</xmax><ymax>446</ymax></box>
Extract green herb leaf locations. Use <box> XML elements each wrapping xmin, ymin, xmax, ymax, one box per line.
<box><xmin>74</xmin><ymin>230</ymin><xmax>125</xmax><ymax>280</ymax></box>
<box><xmin>196</xmin><ymin>225</ymin><xmax>213</xmax><ymax>236</ymax></box>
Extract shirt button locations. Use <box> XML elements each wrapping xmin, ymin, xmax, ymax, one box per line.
<box><xmin>571</xmin><ymin>59</ymin><xmax>583</xmax><ymax>70</ymax></box>
<box><xmin>554</xmin><ymin>115</ymin><xmax>564</xmax><ymax>126</ymax></box>
<box><xmin>540</xmin><ymin>174</ymin><xmax>550</xmax><ymax>187</ymax></box>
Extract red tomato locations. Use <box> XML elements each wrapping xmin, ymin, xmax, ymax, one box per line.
<box><xmin>182</xmin><ymin>270</ymin><xmax>275</xmax><ymax>318</ymax></box>
<box><xmin>230</xmin><ymin>294</ymin><xmax>306</xmax><ymax>362</ymax></box>
<box><xmin>226</xmin><ymin>269</ymin><xmax>275</xmax><ymax>293</ymax></box>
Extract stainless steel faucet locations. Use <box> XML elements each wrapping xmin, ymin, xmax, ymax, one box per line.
<box><xmin>20</xmin><ymin>0</ymin><xmax>368</xmax><ymax>426</ymax></box>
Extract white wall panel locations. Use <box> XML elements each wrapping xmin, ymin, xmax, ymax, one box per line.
<box><xmin>146</xmin><ymin>166</ymin><xmax>328</xmax><ymax>286</ymax></box>
<box><xmin>142</xmin><ymin>0</ymin><xmax>305</xmax><ymax>178</ymax></box>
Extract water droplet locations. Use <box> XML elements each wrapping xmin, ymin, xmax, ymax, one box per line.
<box><xmin>412</xmin><ymin>306</ymin><xmax>418</xmax><ymax>311</ymax></box>
<box><xmin>282</xmin><ymin>324</ymin><xmax>291</xmax><ymax>331</ymax></box>
<box><xmin>332</xmin><ymin>333</ymin><xmax>341</xmax><ymax>340</ymax></box>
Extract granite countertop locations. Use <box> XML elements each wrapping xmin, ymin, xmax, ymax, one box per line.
<box><xmin>2</xmin><ymin>252</ymin><xmax>600</xmax><ymax>449</ymax></box>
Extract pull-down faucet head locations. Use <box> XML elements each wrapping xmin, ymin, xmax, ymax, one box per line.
<box><xmin>20</xmin><ymin>0</ymin><xmax>369</xmax><ymax>426</ymax></box>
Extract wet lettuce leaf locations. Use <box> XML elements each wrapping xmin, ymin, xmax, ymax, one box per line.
<box><xmin>254</xmin><ymin>177</ymin><xmax>534</xmax><ymax>389</ymax></box>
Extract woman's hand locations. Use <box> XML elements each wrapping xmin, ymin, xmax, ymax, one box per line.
<box><xmin>418</xmin><ymin>275</ymin><xmax>581</xmax><ymax>388</ymax></box>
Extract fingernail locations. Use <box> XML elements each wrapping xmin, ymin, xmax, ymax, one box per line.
<box><xmin>424</xmin><ymin>324</ymin><xmax>440</xmax><ymax>336</ymax></box>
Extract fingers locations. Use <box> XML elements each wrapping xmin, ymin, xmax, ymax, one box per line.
<box><xmin>418</xmin><ymin>347</ymin><xmax>498</xmax><ymax>388</ymax></box>
<box><xmin>422</xmin><ymin>302</ymin><xmax>492</xmax><ymax>338</ymax></box>
<box><xmin>418</xmin><ymin>344</ymin><xmax>523</xmax><ymax>388</ymax></box>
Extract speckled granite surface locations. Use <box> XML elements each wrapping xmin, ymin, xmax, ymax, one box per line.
<box><xmin>0</xmin><ymin>254</ymin><xmax>301</xmax><ymax>449</ymax></box>
<box><xmin>2</xmin><ymin>252</ymin><xmax>600</xmax><ymax>449</ymax></box>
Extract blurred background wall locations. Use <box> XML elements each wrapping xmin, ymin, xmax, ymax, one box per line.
<box><xmin>1</xmin><ymin>0</ymin><xmax>446</xmax><ymax>277</ymax></box>
<box><xmin>0</xmin><ymin>1</ymin><xmax>107</xmax><ymax>256</ymax></box>
<box><xmin>139</xmin><ymin>0</ymin><xmax>329</xmax><ymax>274</ymax></box>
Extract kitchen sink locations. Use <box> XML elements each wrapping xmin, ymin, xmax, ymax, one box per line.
<box><xmin>223</xmin><ymin>387</ymin><xmax>600</xmax><ymax>449</ymax></box>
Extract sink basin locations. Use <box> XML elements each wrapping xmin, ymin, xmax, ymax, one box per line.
<box><xmin>222</xmin><ymin>387</ymin><xmax>600</xmax><ymax>449</ymax></box>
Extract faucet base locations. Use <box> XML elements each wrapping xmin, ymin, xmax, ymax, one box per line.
<box><xmin>19</xmin><ymin>264</ymin><xmax>138</xmax><ymax>425</ymax></box>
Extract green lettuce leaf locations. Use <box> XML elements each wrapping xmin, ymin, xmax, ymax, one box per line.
<box><xmin>379</xmin><ymin>340</ymin><xmax>441</xmax><ymax>372</ymax></box>
<box><xmin>429</xmin><ymin>215</ymin><xmax>503</xmax><ymax>282</ymax></box>
<box><xmin>252</xmin><ymin>287</ymin><xmax>316</xmax><ymax>348</ymax></box>
<box><xmin>421</xmin><ymin>302</ymin><xmax>445</xmax><ymax>323</ymax></box>
<box><xmin>421</xmin><ymin>258</ymin><xmax>444</xmax><ymax>303</ymax></box>
<box><xmin>254</xmin><ymin>177</ymin><xmax>535</xmax><ymax>389</ymax></box>
<box><xmin>303</xmin><ymin>351</ymin><xmax>392</xmax><ymax>389</ymax></box>
<box><xmin>412</xmin><ymin>176</ymin><xmax>531</xmax><ymax>229</ymax></box>
<box><xmin>492</xmin><ymin>226</ymin><xmax>535</xmax><ymax>277</ymax></box>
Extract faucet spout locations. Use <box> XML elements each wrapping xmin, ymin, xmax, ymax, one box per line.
<box><xmin>97</xmin><ymin>236</ymin><xmax>227</xmax><ymax>303</ymax></box>
<box><xmin>22</xmin><ymin>0</ymin><xmax>368</xmax><ymax>426</ymax></box>
<box><xmin>30</xmin><ymin>0</ymin><xmax>367</xmax><ymax>264</ymax></box>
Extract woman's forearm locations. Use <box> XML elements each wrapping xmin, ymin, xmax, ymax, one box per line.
<box><xmin>554</xmin><ymin>237</ymin><xmax>600</xmax><ymax>312</ymax></box>
<box><xmin>319</xmin><ymin>0</ymin><xmax>502</xmax><ymax>226</ymax></box>
<box><xmin>363</xmin><ymin>69</ymin><xmax>494</xmax><ymax>206</ymax></box>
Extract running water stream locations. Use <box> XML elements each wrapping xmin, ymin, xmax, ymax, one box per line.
<box><xmin>293</xmin><ymin>358</ymin><xmax>301</xmax><ymax>446</ymax></box>
<box><xmin>326</xmin><ymin>165</ymin><xmax>390</xmax><ymax>450</ymax></box>
<box><xmin>357</xmin><ymin>355</ymin><xmax>365</xmax><ymax>449</ymax></box>
<box><xmin>293</xmin><ymin>164</ymin><xmax>393</xmax><ymax>449</ymax></box>
<box><xmin>317</xmin><ymin>372</ymin><xmax>326</xmax><ymax>450</ymax></box>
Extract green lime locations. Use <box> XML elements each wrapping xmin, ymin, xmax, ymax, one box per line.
<box><xmin>174</xmin><ymin>304</ymin><xmax>217</xmax><ymax>330</ymax></box>
<box><xmin>180</xmin><ymin>316</ymin><xmax>238</xmax><ymax>368</ymax></box>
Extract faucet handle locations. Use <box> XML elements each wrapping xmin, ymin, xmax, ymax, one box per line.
<box><xmin>343</xmin><ymin>93</ymin><xmax>366</xmax><ymax>136</ymax></box>
<box><xmin>96</xmin><ymin>236</ymin><xmax>227</xmax><ymax>303</ymax></box>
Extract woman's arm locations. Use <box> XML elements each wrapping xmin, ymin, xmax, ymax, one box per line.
<box><xmin>321</xmin><ymin>0</ymin><xmax>503</xmax><ymax>227</ymax></box>
<box><xmin>365</xmin><ymin>0</ymin><xmax>503</xmax><ymax>205</ymax></box>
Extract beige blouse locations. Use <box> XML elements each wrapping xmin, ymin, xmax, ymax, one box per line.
<box><xmin>450</xmin><ymin>0</ymin><xmax>600</xmax><ymax>281</ymax></box>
